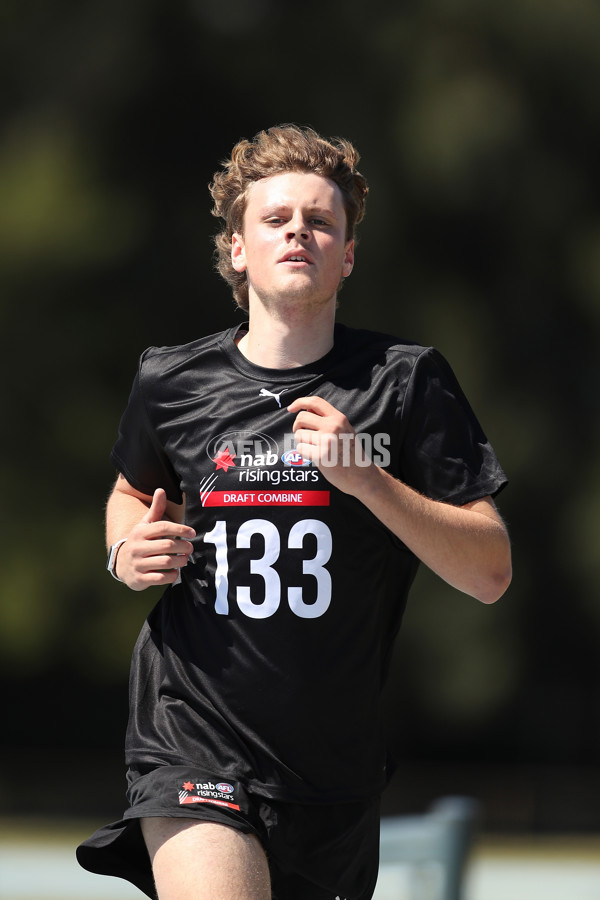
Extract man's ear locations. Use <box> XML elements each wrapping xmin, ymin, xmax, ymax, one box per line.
<box><xmin>342</xmin><ymin>239</ymin><xmax>355</xmax><ymax>278</ymax></box>
<box><xmin>231</xmin><ymin>233</ymin><xmax>246</xmax><ymax>272</ymax></box>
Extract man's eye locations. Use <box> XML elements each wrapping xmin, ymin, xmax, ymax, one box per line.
<box><xmin>311</xmin><ymin>218</ymin><xmax>329</xmax><ymax>226</ymax></box>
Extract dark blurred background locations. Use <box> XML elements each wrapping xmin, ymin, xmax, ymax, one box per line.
<box><xmin>2</xmin><ymin>0</ymin><xmax>599</xmax><ymax>835</ymax></box>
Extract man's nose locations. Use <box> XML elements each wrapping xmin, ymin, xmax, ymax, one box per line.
<box><xmin>286</xmin><ymin>215</ymin><xmax>309</xmax><ymax>240</ymax></box>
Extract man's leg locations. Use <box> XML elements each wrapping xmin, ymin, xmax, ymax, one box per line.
<box><xmin>141</xmin><ymin>817</ymin><xmax>271</xmax><ymax>900</ymax></box>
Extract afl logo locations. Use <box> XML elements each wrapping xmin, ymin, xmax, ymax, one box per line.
<box><xmin>281</xmin><ymin>449</ymin><xmax>311</xmax><ymax>467</ymax></box>
<box><xmin>216</xmin><ymin>782</ymin><xmax>234</xmax><ymax>794</ymax></box>
<box><xmin>207</xmin><ymin>431</ymin><xmax>278</xmax><ymax>467</ymax></box>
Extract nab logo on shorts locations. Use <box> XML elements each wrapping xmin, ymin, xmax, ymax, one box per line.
<box><xmin>281</xmin><ymin>449</ymin><xmax>311</xmax><ymax>467</ymax></box>
<box><xmin>178</xmin><ymin>778</ymin><xmax>240</xmax><ymax>811</ymax></box>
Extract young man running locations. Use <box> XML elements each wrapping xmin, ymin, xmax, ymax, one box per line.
<box><xmin>77</xmin><ymin>124</ymin><xmax>511</xmax><ymax>900</ymax></box>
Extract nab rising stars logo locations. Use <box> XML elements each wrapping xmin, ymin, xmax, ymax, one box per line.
<box><xmin>200</xmin><ymin>430</ymin><xmax>320</xmax><ymax>508</ymax></box>
<box><xmin>178</xmin><ymin>779</ymin><xmax>240</xmax><ymax>811</ymax></box>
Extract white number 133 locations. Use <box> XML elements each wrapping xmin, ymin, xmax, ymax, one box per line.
<box><xmin>203</xmin><ymin>518</ymin><xmax>333</xmax><ymax>619</ymax></box>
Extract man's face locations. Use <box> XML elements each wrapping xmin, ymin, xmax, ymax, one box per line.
<box><xmin>231</xmin><ymin>171</ymin><xmax>354</xmax><ymax>313</ymax></box>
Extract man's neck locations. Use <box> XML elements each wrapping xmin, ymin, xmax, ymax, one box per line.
<box><xmin>237</xmin><ymin>299</ymin><xmax>336</xmax><ymax>369</ymax></box>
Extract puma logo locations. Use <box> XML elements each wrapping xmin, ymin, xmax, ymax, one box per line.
<box><xmin>259</xmin><ymin>388</ymin><xmax>285</xmax><ymax>408</ymax></box>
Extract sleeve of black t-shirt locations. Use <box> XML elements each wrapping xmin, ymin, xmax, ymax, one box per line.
<box><xmin>398</xmin><ymin>347</ymin><xmax>507</xmax><ymax>505</ymax></box>
<box><xmin>110</xmin><ymin>351</ymin><xmax>183</xmax><ymax>504</ymax></box>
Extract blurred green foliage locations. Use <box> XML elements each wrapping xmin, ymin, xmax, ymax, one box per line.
<box><xmin>1</xmin><ymin>0</ymin><xmax>599</xmax><ymax>819</ymax></box>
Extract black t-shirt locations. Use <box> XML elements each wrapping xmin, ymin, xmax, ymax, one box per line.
<box><xmin>112</xmin><ymin>323</ymin><xmax>507</xmax><ymax>803</ymax></box>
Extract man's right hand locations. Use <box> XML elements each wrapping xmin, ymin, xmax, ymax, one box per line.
<box><xmin>114</xmin><ymin>488</ymin><xmax>196</xmax><ymax>591</ymax></box>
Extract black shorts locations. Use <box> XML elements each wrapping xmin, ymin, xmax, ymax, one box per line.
<box><xmin>76</xmin><ymin>764</ymin><xmax>381</xmax><ymax>900</ymax></box>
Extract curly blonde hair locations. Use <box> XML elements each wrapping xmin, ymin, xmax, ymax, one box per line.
<box><xmin>209</xmin><ymin>124</ymin><xmax>368</xmax><ymax>311</ymax></box>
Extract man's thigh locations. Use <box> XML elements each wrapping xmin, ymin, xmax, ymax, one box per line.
<box><xmin>141</xmin><ymin>817</ymin><xmax>271</xmax><ymax>900</ymax></box>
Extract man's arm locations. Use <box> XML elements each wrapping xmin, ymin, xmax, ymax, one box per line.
<box><xmin>350</xmin><ymin>472</ymin><xmax>510</xmax><ymax>604</ymax></box>
<box><xmin>106</xmin><ymin>473</ymin><xmax>196</xmax><ymax>591</ymax></box>
<box><xmin>288</xmin><ymin>396</ymin><xmax>512</xmax><ymax>605</ymax></box>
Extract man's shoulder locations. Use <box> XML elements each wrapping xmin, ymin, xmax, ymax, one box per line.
<box><xmin>139</xmin><ymin>327</ymin><xmax>233</xmax><ymax>376</ymax></box>
<box><xmin>335</xmin><ymin>322</ymin><xmax>430</xmax><ymax>362</ymax></box>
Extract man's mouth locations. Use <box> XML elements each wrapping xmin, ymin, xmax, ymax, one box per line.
<box><xmin>279</xmin><ymin>251</ymin><xmax>313</xmax><ymax>264</ymax></box>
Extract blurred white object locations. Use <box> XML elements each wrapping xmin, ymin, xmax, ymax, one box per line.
<box><xmin>374</xmin><ymin>797</ymin><xmax>480</xmax><ymax>900</ymax></box>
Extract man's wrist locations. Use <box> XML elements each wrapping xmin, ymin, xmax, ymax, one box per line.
<box><xmin>350</xmin><ymin>462</ymin><xmax>389</xmax><ymax>506</ymax></box>
<box><xmin>106</xmin><ymin>538</ymin><xmax>128</xmax><ymax>582</ymax></box>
